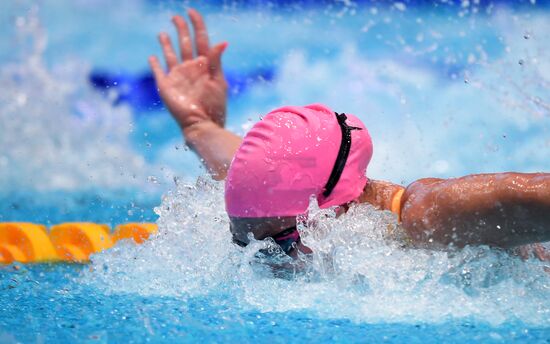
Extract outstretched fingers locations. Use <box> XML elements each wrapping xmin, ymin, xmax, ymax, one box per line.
<box><xmin>188</xmin><ymin>8</ymin><xmax>210</xmax><ymax>57</ymax></box>
<box><xmin>154</xmin><ymin>10</ymin><xmax>226</xmax><ymax>83</ymax></box>
<box><xmin>172</xmin><ymin>15</ymin><xmax>193</xmax><ymax>61</ymax></box>
<box><xmin>208</xmin><ymin>42</ymin><xmax>228</xmax><ymax>80</ymax></box>
<box><xmin>158</xmin><ymin>33</ymin><xmax>179</xmax><ymax>71</ymax></box>
<box><xmin>148</xmin><ymin>56</ymin><xmax>165</xmax><ymax>84</ymax></box>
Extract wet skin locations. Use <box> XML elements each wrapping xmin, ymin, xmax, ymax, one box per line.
<box><xmin>401</xmin><ymin>173</ymin><xmax>550</xmax><ymax>248</ymax></box>
<box><xmin>231</xmin><ymin>174</ymin><xmax>550</xmax><ymax>251</ymax></box>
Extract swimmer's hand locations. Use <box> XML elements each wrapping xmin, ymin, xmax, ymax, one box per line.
<box><xmin>149</xmin><ymin>9</ymin><xmax>241</xmax><ymax>180</ymax></box>
<box><xmin>149</xmin><ymin>9</ymin><xmax>228</xmax><ymax>136</ymax></box>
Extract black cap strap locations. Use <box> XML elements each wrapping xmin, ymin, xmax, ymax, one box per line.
<box><xmin>322</xmin><ymin>112</ymin><xmax>362</xmax><ymax>197</ymax></box>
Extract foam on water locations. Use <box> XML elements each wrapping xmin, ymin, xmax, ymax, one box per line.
<box><xmin>86</xmin><ymin>177</ymin><xmax>550</xmax><ymax>326</ymax></box>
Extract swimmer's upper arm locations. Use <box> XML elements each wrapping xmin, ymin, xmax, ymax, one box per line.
<box><xmin>400</xmin><ymin>173</ymin><xmax>550</xmax><ymax>248</ymax></box>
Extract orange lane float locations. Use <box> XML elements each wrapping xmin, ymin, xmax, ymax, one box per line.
<box><xmin>0</xmin><ymin>222</ymin><xmax>157</xmax><ymax>264</ymax></box>
<box><xmin>50</xmin><ymin>222</ymin><xmax>114</xmax><ymax>262</ymax></box>
<box><xmin>112</xmin><ymin>223</ymin><xmax>158</xmax><ymax>244</ymax></box>
<box><xmin>0</xmin><ymin>223</ymin><xmax>58</xmax><ymax>264</ymax></box>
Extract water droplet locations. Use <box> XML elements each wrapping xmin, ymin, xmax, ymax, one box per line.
<box><xmin>523</xmin><ymin>33</ymin><xmax>530</xmax><ymax>39</ymax></box>
<box><xmin>518</xmin><ymin>59</ymin><xmax>524</xmax><ymax>66</ymax></box>
<box><xmin>16</xmin><ymin>93</ymin><xmax>27</xmax><ymax>105</ymax></box>
<box><xmin>15</xmin><ymin>16</ymin><xmax>26</xmax><ymax>27</ymax></box>
<box><xmin>147</xmin><ymin>176</ymin><xmax>158</xmax><ymax>184</ymax></box>
<box><xmin>173</xmin><ymin>176</ymin><xmax>181</xmax><ymax>185</ymax></box>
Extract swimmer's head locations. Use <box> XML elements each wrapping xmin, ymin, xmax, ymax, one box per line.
<box><xmin>225</xmin><ymin>104</ymin><xmax>373</xmax><ymax>219</ymax></box>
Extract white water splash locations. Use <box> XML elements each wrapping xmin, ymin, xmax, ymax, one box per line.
<box><xmin>0</xmin><ymin>11</ymin><xmax>169</xmax><ymax>192</ymax></box>
<box><xmin>86</xmin><ymin>178</ymin><xmax>550</xmax><ymax>326</ymax></box>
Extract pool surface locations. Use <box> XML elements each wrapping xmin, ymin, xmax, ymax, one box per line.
<box><xmin>1</xmin><ymin>265</ymin><xmax>549</xmax><ymax>343</ymax></box>
<box><xmin>1</xmin><ymin>0</ymin><xmax>549</xmax><ymax>342</ymax></box>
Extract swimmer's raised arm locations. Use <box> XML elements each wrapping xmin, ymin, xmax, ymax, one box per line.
<box><xmin>149</xmin><ymin>9</ymin><xmax>242</xmax><ymax>180</ymax></box>
<box><xmin>398</xmin><ymin>172</ymin><xmax>550</xmax><ymax>248</ymax></box>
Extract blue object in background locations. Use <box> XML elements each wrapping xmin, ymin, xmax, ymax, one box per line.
<box><xmin>225</xmin><ymin>68</ymin><xmax>275</xmax><ymax>96</ymax></box>
<box><xmin>149</xmin><ymin>0</ymin><xmax>550</xmax><ymax>9</ymax></box>
<box><xmin>89</xmin><ymin>68</ymin><xmax>275</xmax><ymax>112</ymax></box>
<box><xmin>89</xmin><ymin>71</ymin><xmax>162</xmax><ymax>111</ymax></box>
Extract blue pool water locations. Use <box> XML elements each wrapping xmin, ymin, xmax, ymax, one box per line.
<box><xmin>1</xmin><ymin>0</ymin><xmax>549</xmax><ymax>342</ymax></box>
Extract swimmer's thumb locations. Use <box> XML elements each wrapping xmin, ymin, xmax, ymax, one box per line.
<box><xmin>208</xmin><ymin>42</ymin><xmax>228</xmax><ymax>79</ymax></box>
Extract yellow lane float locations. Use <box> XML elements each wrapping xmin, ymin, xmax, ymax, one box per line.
<box><xmin>0</xmin><ymin>222</ymin><xmax>156</xmax><ymax>264</ymax></box>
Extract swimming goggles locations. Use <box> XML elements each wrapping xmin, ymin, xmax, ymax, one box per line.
<box><xmin>322</xmin><ymin>112</ymin><xmax>363</xmax><ymax>197</ymax></box>
<box><xmin>233</xmin><ymin>226</ymin><xmax>301</xmax><ymax>256</ymax></box>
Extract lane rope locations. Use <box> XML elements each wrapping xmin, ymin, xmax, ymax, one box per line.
<box><xmin>0</xmin><ymin>222</ymin><xmax>157</xmax><ymax>264</ymax></box>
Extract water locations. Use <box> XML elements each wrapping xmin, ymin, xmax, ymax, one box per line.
<box><xmin>4</xmin><ymin>264</ymin><xmax>548</xmax><ymax>343</ymax></box>
<box><xmin>0</xmin><ymin>0</ymin><xmax>549</xmax><ymax>342</ymax></box>
<box><xmin>1</xmin><ymin>181</ymin><xmax>549</xmax><ymax>341</ymax></box>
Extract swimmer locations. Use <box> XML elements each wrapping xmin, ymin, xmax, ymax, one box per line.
<box><xmin>149</xmin><ymin>10</ymin><xmax>550</xmax><ymax>259</ymax></box>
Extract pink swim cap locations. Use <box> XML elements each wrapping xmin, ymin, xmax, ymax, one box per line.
<box><xmin>225</xmin><ymin>104</ymin><xmax>373</xmax><ymax>218</ymax></box>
